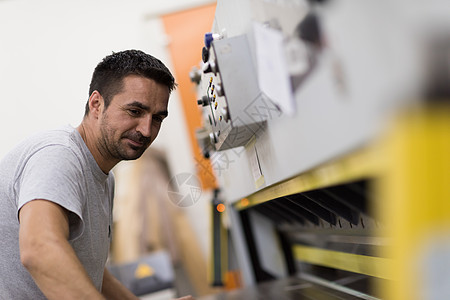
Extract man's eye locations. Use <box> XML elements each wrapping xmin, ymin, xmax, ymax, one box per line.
<box><xmin>128</xmin><ymin>109</ymin><xmax>141</xmax><ymax>117</ymax></box>
<box><xmin>153</xmin><ymin>116</ymin><xmax>165</xmax><ymax>123</ymax></box>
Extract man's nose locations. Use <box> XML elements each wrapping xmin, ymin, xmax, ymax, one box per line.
<box><xmin>136</xmin><ymin>115</ymin><xmax>152</xmax><ymax>138</ymax></box>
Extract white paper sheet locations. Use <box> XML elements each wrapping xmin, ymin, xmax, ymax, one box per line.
<box><xmin>253</xmin><ymin>22</ymin><xmax>297</xmax><ymax>116</ymax></box>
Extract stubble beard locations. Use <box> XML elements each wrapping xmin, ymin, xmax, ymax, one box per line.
<box><xmin>99</xmin><ymin>118</ymin><xmax>151</xmax><ymax>162</ymax></box>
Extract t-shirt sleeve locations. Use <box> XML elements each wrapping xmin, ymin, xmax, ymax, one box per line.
<box><xmin>17</xmin><ymin>145</ymin><xmax>85</xmax><ymax>241</ymax></box>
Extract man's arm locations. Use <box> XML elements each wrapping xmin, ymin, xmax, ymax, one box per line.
<box><xmin>19</xmin><ymin>199</ymin><xmax>104</xmax><ymax>300</ymax></box>
<box><xmin>102</xmin><ymin>268</ymin><xmax>139</xmax><ymax>300</ymax></box>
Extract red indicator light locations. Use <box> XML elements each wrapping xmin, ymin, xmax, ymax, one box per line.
<box><xmin>216</xmin><ymin>203</ymin><xmax>226</xmax><ymax>213</ymax></box>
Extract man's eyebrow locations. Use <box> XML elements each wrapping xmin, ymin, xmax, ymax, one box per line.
<box><xmin>124</xmin><ymin>101</ymin><xmax>150</xmax><ymax>111</ymax></box>
<box><xmin>124</xmin><ymin>102</ymin><xmax>168</xmax><ymax>117</ymax></box>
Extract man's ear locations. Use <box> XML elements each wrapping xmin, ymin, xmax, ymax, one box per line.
<box><xmin>88</xmin><ymin>91</ymin><xmax>104</xmax><ymax>119</ymax></box>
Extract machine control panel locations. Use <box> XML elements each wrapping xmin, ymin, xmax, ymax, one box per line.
<box><xmin>197</xmin><ymin>33</ymin><xmax>279</xmax><ymax>151</ymax></box>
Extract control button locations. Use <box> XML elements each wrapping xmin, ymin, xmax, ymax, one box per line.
<box><xmin>214</xmin><ymin>102</ymin><xmax>218</xmax><ymax>110</ymax></box>
<box><xmin>203</xmin><ymin>62</ymin><xmax>212</xmax><ymax>74</ymax></box>
<box><xmin>221</xmin><ymin>107</ymin><xmax>230</xmax><ymax>122</ymax></box>
<box><xmin>204</xmin><ymin>32</ymin><xmax>214</xmax><ymax>49</ymax></box>
<box><xmin>204</xmin><ymin>32</ymin><xmax>224</xmax><ymax>49</ymax></box>
<box><xmin>202</xmin><ymin>46</ymin><xmax>209</xmax><ymax>63</ymax></box>
<box><xmin>215</xmin><ymin>83</ymin><xmax>224</xmax><ymax>97</ymax></box>
<box><xmin>211</xmin><ymin>85</ymin><xmax>215</xmax><ymax>94</ymax></box>
<box><xmin>197</xmin><ymin>95</ymin><xmax>210</xmax><ymax>107</ymax></box>
<box><xmin>203</xmin><ymin>60</ymin><xmax>218</xmax><ymax>75</ymax></box>
<box><xmin>211</xmin><ymin>61</ymin><xmax>218</xmax><ymax>74</ymax></box>
<box><xmin>189</xmin><ymin>66</ymin><xmax>201</xmax><ymax>84</ymax></box>
<box><xmin>213</xmin><ymin>94</ymin><xmax>216</xmax><ymax>102</ymax></box>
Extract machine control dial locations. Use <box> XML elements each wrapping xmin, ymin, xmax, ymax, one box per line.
<box><xmin>197</xmin><ymin>95</ymin><xmax>210</xmax><ymax>107</ymax></box>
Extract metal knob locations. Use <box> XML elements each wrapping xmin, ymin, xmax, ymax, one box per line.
<box><xmin>202</xmin><ymin>60</ymin><xmax>218</xmax><ymax>75</ymax></box>
<box><xmin>189</xmin><ymin>67</ymin><xmax>202</xmax><ymax>84</ymax></box>
<box><xmin>221</xmin><ymin>107</ymin><xmax>230</xmax><ymax>122</ymax></box>
<box><xmin>197</xmin><ymin>95</ymin><xmax>209</xmax><ymax>107</ymax></box>
<box><xmin>216</xmin><ymin>83</ymin><xmax>224</xmax><ymax>97</ymax></box>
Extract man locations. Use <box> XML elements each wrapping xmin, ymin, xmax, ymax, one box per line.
<box><xmin>0</xmin><ymin>50</ymin><xmax>191</xmax><ymax>299</ymax></box>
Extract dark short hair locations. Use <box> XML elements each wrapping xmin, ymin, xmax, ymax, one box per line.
<box><xmin>84</xmin><ymin>49</ymin><xmax>176</xmax><ymax>116</ymax></box>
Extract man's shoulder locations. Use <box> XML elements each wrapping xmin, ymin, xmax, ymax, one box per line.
<box><xmin>10</xmin><ymin>126</ymin><xmax>84</xmax><ymax>167</ymax></box>
<box><xmin>30</xmin><ymin>125</ymin><xmax>77</xmax><ymax>146</ymax></box>
<box><xmin>24</xmin><ymin>126</ymin><xmax>82</xmax><ymax>154</ymax></box>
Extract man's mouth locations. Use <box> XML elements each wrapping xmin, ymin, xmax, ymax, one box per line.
<box><xmin>122</xmin><ymin>132</ymin><xmax>151</xmax><ymax>149</ymax></box>
<box><xmin>125</xmin><ymin>138</ymin><xmax>144</xmax><ymax>148</ymax></box>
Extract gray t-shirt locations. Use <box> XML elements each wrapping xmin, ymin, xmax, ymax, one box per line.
<box><xmin>0</xmin><ymin>126</ymin><xmax>114</xmax><ymax>299</ymax></box>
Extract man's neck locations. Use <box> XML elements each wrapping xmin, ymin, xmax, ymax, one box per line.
<box><xmin>76</xmin><ymin>122</ymin><xmax>118</xmax><ymax>174</ymax></box>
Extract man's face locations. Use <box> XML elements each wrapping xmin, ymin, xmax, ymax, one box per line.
<box><xmin>97</xmin><ymin>75</ymin><xmax>169</xmax><ymax>161</ymax></box>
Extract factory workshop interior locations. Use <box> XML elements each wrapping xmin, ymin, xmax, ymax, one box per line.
<box><xmin>0</xmin><ymin>0</ymin><xmax>449</xmax><ymax>299</ymax></box>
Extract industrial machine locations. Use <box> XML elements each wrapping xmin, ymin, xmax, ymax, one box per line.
<box><xmin>192</xmin><ymin>0</ymin><xmax>450</xmax><ymax>299</ymax></box>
